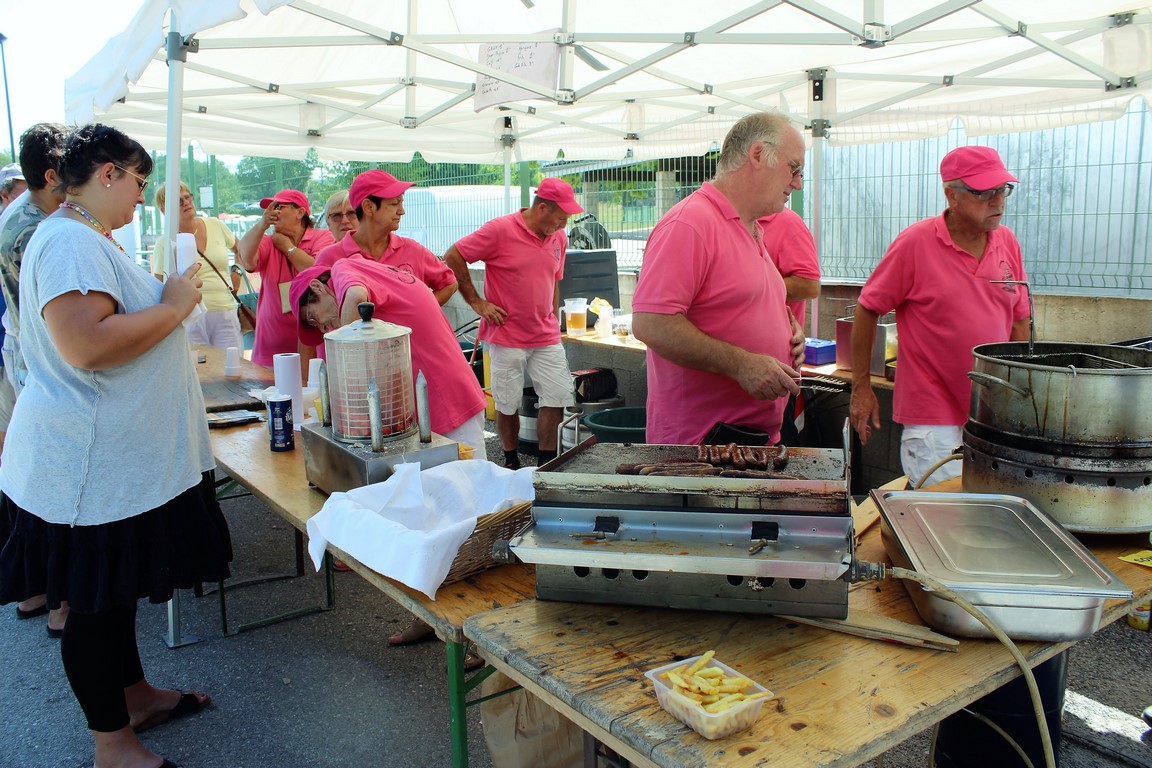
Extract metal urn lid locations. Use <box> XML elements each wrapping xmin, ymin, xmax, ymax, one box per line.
<box><xmin>323</xmin><ymin>302</ymin><xmax>412</xmax><ymax>346</ymax></box>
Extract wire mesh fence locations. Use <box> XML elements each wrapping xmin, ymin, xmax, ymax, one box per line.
<box><xmin>150</xmin><ymin>100</ymin><xmax>1149</xmax><ymax>298</ymax></box>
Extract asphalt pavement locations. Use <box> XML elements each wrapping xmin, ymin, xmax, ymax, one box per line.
<box><xmin>2</xmin><ymin>424</ymin><xmax>1152</xmax><ymax>767</ymax></box>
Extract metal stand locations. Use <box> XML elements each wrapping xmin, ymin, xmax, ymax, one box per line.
<box><xmin>445</xmin><ymin>644</ymin><xmax>516</xmax><ymax>768</ymax></box>
<box><xmin>219</xmin><ymin>543</ymin><xmax>336</xmax><ymax>636</ymax></box>
<box><xmin>162</xmin><ymin>591</ymin><xmax>201</xmax><ymax>648</ymax></box>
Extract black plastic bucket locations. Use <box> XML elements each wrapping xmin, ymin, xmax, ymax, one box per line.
<box><xmin>459</xmin><ymin>339</ymin><xmax>483</xmax><ymax>386</ymax></box>
<box><xmin>933</xmin><ymin>651</ymin><xmax>1067</xmax><ymax>768</ymax></box>
<box><xmin>517</xmin><ymin>387</ymin><xmax>539</xmax><ymax>455</ymax></box>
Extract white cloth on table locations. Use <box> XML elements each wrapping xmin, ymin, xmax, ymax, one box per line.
<box><xmin>306</xmin><ymin>460</ymin><xmax>535</xmax><ymax>599</ymax></box>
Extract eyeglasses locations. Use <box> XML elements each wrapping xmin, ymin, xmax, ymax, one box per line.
<box><xmin>113</xmin><ymin>165</ymin><xmax>149</xmax><ymax>192</ymax></box>
<box><xmin>272</xmin><ymin>202</ymin><xmax>299</xmax><ymax>211</ymax></box>
<box><xmin>955</xmin><ymin>183</ymin><xmax>1014</xmax><ymax>202</ymax></box>
<box><xmin>788</xmin><ymin>162</ymin><xmax>804</xmax><ymax>180</ymax></box>
<box><xmin>326</xmin><ymin>210</ymin><xmax>357</xmax><ymax>220</ymax></box>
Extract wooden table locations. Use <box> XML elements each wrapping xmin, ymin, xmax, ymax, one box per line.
<box><xmin>193</xmin><ymin>344</ymin><xmax>271</xmax><ymax>412</ymax></box>
<box><xmin>463</xmin><ymin>479</ymin><xmax>1152</xmax><ymax>768</ymax></box>
<box><xmin>208</xmin><ymin>421</ymin><xmax>536</xmax><ymax>768</ymax></box>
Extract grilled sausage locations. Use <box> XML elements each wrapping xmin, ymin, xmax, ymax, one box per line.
<box><xmin>719</xmin><ymin>469</ymin><xmax>801</xmax><ymax>480</ymax></box>
<box><xmin>732</xmin><ymin>445</ymin><xmax>748</xmax><ymax>470</ymax></box>
<box><xmin>772</xmin><ymin>445</ymin><xmax>790</xmax><ymax>470</ymax></box>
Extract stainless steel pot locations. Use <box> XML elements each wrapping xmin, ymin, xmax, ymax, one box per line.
<box><xmin>962</xmin><ymin>427</ymin><xmax>1152</xmax><ymax>533</ymax></box>
<box><xmin>968</xmin><ymin>341</ymin><xmax>1152</xmax><ymax>451</ymax></box>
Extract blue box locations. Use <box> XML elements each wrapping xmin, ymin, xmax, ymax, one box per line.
<box><xmin>804</xmin><ymin>338</ymin><xmax>836</xmax><ymax>366</ymax></box>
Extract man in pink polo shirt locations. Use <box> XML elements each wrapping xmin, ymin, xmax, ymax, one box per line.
<box><xmin>632</xmin><ymin>112</ymin><xmax>806</xmax><ymax>446</ymax></box>
<box><xmin>758</xmin><ymin>207</ymin><xmax>820</xmax><ymax>332</ymax></box>
<box><xmin>850</xmin><ymin>145</ymin><xmax>1030</xmax><ymax>487</ymax></box>
<box><xmin>315</xmin><ymin>170</ymin><xmax>457</xmax><ymax>306</ymax></box>
<box><xmin>444</xmin><ymin>178</ymin><xmax>582</xmax><ymax>469</ymax></box>
<box><xmin>758</xmin><ymin>207</ymin><xmax>821</xmax><ymax>445</ymax></box>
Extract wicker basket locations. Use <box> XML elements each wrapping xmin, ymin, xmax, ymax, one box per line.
<box><xmin>443</xmin><ymin>500</ymin><xmax>533</xmax><ymax>585</ymax></box>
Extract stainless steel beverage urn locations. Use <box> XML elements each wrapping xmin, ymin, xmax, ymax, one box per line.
<box><xmin>323</xmin><ymin>302</ymin><xmax>415</xmax><ymax>445</ymax></box>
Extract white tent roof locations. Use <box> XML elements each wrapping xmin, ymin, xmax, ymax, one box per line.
<box><xmin>67</xmin><ymin>0</ymin><xmax>1152</xmax><ymax>163</ymax></box>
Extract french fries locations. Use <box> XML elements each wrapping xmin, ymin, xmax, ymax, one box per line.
<box><xmin>658</xmin><ymin>650</ymin><xmax>772</xmax><ymax>713</ymax></box>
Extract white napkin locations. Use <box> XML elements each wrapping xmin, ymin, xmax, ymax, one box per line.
<box><xmin>306</xmin><ymin>460</ymin><xmax>536</xmax><ymax>599</ymax></box>
<box><xmin>175</xmin><ymin>232</ymin><xmax>208</xmax><ymax>327</ymax></box>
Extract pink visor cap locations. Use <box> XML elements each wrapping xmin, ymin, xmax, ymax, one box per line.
<box><xmin>536</xmin><ymin>177</ymin><xmax>584</xmax><ymax>214</ymax></box>
<box><xmin>260</xmin><ymin>189</ymin><xmax>311</xmax><ymax>214</ymax></box>
<box><xmin>940</xmin><ymin>146</ymin><xmax>1019</xmax><ymax>190</ymax></box>
<box><xmin>349</xmin><ymin>170</ymin><xmax>415</xmax><ymax>209</ymax></box>
<box><xmin>289</xmin><ymin>265</ymin><xmax>331</xmax><ymax>347</ymax></box>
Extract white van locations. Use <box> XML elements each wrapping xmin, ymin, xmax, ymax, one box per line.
<box><xmin>397</xmin><ymin>185</ymin><xmax>516</xmax><ymax>256</ymax></box>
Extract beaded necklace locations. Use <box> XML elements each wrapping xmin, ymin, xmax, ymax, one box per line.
<box><xmin>60</xmin><ymin>201</ymin><xmax>127</xmax><ymax>255</ymax></box>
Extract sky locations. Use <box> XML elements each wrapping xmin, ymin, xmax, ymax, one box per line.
<box><xmin>0</xmin><ymin>0</ymin><xmax>144</xmax><ymax>158</ymax></box>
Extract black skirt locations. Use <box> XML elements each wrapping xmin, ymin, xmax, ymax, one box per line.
<box><xmin>0</xmin><ymin>471</ymin><xmax>233</xmax><ymax>613</ymax></box>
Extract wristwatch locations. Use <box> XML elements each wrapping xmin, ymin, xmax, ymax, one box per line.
<box><xmin>285</xmin><ymin>246</ymin><xmax>298</xmax><ymax>257</ymax></box>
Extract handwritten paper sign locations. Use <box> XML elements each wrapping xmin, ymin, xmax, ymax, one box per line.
<box><xmin>474</xmin><ymin>31</ymin><xmax>561</xmax><ymax>112</ymax></box>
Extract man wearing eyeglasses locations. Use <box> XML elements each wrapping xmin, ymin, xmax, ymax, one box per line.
<box><xmin>849</xmin><ymin>145</ymin><xmax>1031</xmax><ymax>488</ymax></box>
<box><xmin>632</xmin><ymin>111</ymin><xmax>806</xmax><ymax>446</ymax></box>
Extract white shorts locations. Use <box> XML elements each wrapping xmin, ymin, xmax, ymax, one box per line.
<box><xmin>187</xmin><ymin>308</ymin><xmax>243</xmax><ymax>350</ymax></box>
<box><xmin>900</xmin><ymin>424</ymin><xmax>964</xmax><ymax>489</ymax></box>
<box><xmin>487</xmin><ymin>342</ymin><xmax>573</xmax><ymax>415</ymax></box>
<box><xmin>443</xmin><ymin>409</ymin><xmax>486</xmax><ymax>457</ymax></box>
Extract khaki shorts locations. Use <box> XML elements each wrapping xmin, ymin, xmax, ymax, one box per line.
<box><xmin>487</xmin><ymin>342</ymin><xmax>573</xmax><ymax>415</ymax></box>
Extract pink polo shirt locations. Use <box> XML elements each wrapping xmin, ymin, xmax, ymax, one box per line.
<box><xmin>633</xmin><ymin>183</ymin><xmax>794</xmax><ymax>445</ymax></box>
<box><xmin>453</xmin><ymin>211</ymin><xmax>565</xmax><ymax>348</ymax></box>
<box><xmin>329</xmin><ymin>258</ymin><xmax>485</xmax><ymax>435</ymax></box>
<box><xmin>251</xmin><ymin>227</ymin><xmax>334</xmax><ymax>366</ymax></box>
<box><xmin>858</xmin><ymin>211</ymin><xmax>1030</xmax><ymax>426</ymax></box>
<box><xmin>758</xmin><ymin>208</ymin><xmax>820</xmax><ymax>332</ymax></box>
<box><xmin>315</xmin><ymin>233</ymin><xmax>455</xmax><ymax>292</ymax></box>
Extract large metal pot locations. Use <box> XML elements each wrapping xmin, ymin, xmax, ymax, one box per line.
<box><xmin>968</xmin><ymin>342</ymin><xmax>1152</xmax><ymax>453</ymax></box>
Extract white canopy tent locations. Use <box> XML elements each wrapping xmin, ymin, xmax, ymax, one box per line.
<box><xmin>64</xmin><ymin>0</ymin><xmax>1151</xmax><ymax>266</ymax></box>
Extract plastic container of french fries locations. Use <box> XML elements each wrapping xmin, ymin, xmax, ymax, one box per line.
<box><xmin>645</xmin><ymin>652</ymin><xmax>773</xmax><ymax>740</ymax></box>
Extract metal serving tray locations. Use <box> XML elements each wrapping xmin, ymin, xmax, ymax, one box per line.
<box><xmin>873</xmin><ymin>491</ymin><xmax>1132</xmax><ymax>641</ymax></box>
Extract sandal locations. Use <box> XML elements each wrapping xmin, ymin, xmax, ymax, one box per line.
<box><xmin>464</xmin><ymin>643</ymin><xmax>485</xmax><ymax>672</ymax></box>
<box><xmin>134</xmin><ymin>691</ymin><xmax>212</xmax><ymax>733</ymax></box>
<box><xmin>388</xmin><ymin>619</ymin><xmax>435</xmax><ymax>646</ymax></box>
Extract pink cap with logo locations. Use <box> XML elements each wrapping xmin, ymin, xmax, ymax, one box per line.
<box><xmin>940</xmin><ymin>146</ymin><xmax>1019</xmax><ymax>189</ymax></box>
<box><xmin>260</xmin><ymin>189</ymin><xmax>311</xmax><ymax>214</ymax></box>
<box><xmin>536</xmin><ymin>178</ymin><xmax>584</xmax><ymax>214</ymax></box>
<box><xmin>349</xmin><ymin>170</ymin><xmax>415</xmax><ymax>209</ymax></box>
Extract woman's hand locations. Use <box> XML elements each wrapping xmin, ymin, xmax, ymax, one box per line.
<box><xmin>162</xmin><ymin>262</ymin><xmax>204</xmax><ymax>319</ymax></box>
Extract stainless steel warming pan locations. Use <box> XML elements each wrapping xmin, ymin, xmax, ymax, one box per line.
<box><xmin>874</xmin><ymin>490</ymin><xmax>1131</xmax><ymax>641</ymax></box>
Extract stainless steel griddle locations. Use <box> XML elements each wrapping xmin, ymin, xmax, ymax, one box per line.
<box><xmin>508</xmin><ymin>436</ymin><xmax>856</xmax><ymax>618</ymax></box>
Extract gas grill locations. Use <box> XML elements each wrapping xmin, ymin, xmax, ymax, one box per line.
<box><xmin>506</xmin><ymin>433</ymin><xmax>856</xmax><ymax>618</ymax></box>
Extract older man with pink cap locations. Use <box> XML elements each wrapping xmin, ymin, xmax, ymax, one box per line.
<box><xmin>444</xmin><ymin>177</ymin><xmax>583</xmax><ymax>469</ymax></box>
<box><xmin>314</xmin><ymin>170</ymin><xmax>457</xmax><ymax>306</ymax></box>
<box><xmin>237</xmin><ymin>189</ymin><xmax>334</xmax><ymax>367</ymax></box>
<box><xmin>850</xmin><ymin>145</ymin><xmax>1032</xmax><ymax>488</ymax></box>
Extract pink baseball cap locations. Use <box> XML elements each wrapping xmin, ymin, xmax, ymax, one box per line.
<box><xmin>536</xmin><ymin>178</ymin><xmax>584</xmax><ymax>214</ymax></box>
<box><xmin>940</xmin><ymin>146</ymin><xmax>1019</xmax><ymax>189</ymax></box>
<box><xmin>289</xmin><ymin>265</ymin><xmax>332</xmax><ymax>347</ymax></box>
<box><xmin>349</xmin><ymin>170</ymin><xmax>415</xmax><ymax>209</ymax></box>
<box><xmin>260</xmin><ymin>189</ymin><xmax>311</xmax><ymax>214</ymax></box>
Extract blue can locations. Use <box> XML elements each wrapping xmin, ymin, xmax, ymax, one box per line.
<box><xmin>268</xmin><ymin>393</ymin><xmax>295</xmax><ymax>451</ymax></box>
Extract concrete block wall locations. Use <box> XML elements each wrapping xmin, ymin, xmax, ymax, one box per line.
<box><xmin>810</xmin><ymin>286</ymin><xmax>1152</xmax><ymax>347</ymax></box>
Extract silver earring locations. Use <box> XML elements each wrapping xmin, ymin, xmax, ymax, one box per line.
<box><xmin>106</xmin><ymin>183</ymin><xmax>112</xmax><ymax>188</ymax></box>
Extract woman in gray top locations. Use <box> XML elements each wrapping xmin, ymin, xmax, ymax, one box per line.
<box><xmin>0</xmin><ymin>124</ymin><xmax>232</xmax><ymax>768</ymax></box>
